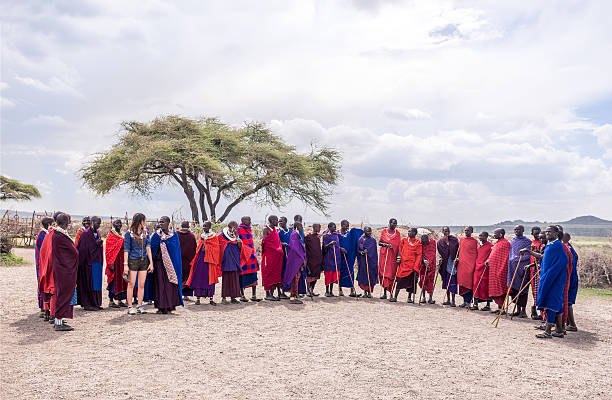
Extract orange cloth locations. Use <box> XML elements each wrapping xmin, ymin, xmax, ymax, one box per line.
<box><xmin>74</xmin><ymin>228</ymin><xmax>83</xmax><ymax>247</ymax></box>
<box><xmin>457</xmin><ymin>236</ymin><xmax>478</xmax><ymax>290</ymax></box>
<box><xmin>397</xmin><ymin>237</ymin><xmax>422</xmax><ymax>278</ymax></box>
<box><xmin>187</xmin><ymin>234</ymin><xmax>221</xmax><ymax>286</ymax></box>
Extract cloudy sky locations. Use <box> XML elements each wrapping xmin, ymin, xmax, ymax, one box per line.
<box><xmin>2</xmin><ymin>0</ymin><xmax>611</xmax><ymax>225</ymax></box>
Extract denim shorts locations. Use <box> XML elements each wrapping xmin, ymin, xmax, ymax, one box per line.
<box><xmin>128</xmin><ymin>258</ymin><xmax>149</xmax><ymax>272</ymax></box>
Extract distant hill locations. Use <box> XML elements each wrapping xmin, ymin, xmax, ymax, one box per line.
<box><xmin>560</xmin><ymin>215</ymin><xmax>612</xmax><ymax>225</ymax></box>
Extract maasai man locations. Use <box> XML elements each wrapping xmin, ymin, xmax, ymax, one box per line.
<box><xmin>322</xmin><ymin>222</ymin><xmax>343</xmax><ymax>297</ymax></box>
<box><xmin>529</xmin><ymin>226</ymin><xmax>543</xmax><ymax>319</ymax></box>
<box><xmin>35</xmin><ymin>217</ymin><xmax>53</xmax><ymax>317</ymax></box>
<box><xmin>262</xmin><ymin>215</ymin><xmax>284</xmax><ymax>301</ymax></box>
<box><xmin>338</xmin><ymin>219</ymin><xmax>364</xmax><ymax>297</ymax></box>
<box><xmin>38</xmin><ymin>211</ymin><xmax>63</xmax><ymax>323</ymax></box>
<box><xmin>556</xmin><ymin>225</ymin><xmax>572</xmax><ymax>329</ymax></box>
<box><xmin>278</xmin><ymin>216</ymin><xmax>292</xmax><ymax>299</ymax></box>
<box><xmin>74</xmin><ymin>216</ymin><xmax>90</xmax><ymax>247</ymax></box>
<box><xmin>284</xmin><ymin>222</ymin><xmax>306</xmax><ymax>304</ymax></box>
<box><xmin>105</xmin><ymin>219</ymin><xmax>128</xmax><ymax>308</ymax></box>
<box><xmin>177</xmin><ymin>221</ymin><xmax>197</xmax><ymax>302</ymax></box>
<box><xmin>378</xmin><ymin>218</ymin><xmax>401</xmax><ymax>299</ymax></box>
<box><xmin>522</xmin><ymin>226</ymin><xmax>568</xmax><ymax>339</ymax></box>
<box><xmin>418</xmin><ymin>234</ymin><xmax>437</xmax><ymax>304</ymax></box>
<box><xmin>507</xmin><ymin>225</ymin><xmax>532</xmax><ymax>318</ymax></box>
<box><xmin>304</xmin><ymin>223</ymin><xmax>323</xmax><ymax>297</ymax></box>
<box><xmin>485</xmin><ymin>228</ymin><xmax>511</xmax><ymax>314</ymax></box>
<box><xmin>51</xmin><ymin>213</ymin><xmax>78</xmax><ymax>331</ymax></box>
<box><xmin>237</xmin><ymin>216</ymin><xmax>261</xmax><ymax>302</ymax></box>
<box><xmin>357</xmin><ymin>227</ymin><xmax>378</xmax><ymax>298</ymax></box>
<box><xmin>437</xmin><ymin>226</ymin><xmax>459</xmax><ymax>307</ymax></box>
<box><xmin>150</xmin><ymin>216</ymin><xmax>183</xmax><ymax>314</ymax></box>
<box><xmin>219</xmin><ymin>221</ymin><xmax>242</xmax><ymax>304</ymax></box>
<box><xmin>394</xmin><ymin>227</ymin><xmax>422</xmax><ymax>303</ymax></box>
<box><xmin>455</xmin><ymin>226</ymin><xmax>478</xmax><ymax>308</ymax></box>
<box><xmin>562</xmin><ymin>233</ymin><xmax>579</xmax><ymax>332</ymax></box>
<box><xmin>471</xmin><ymin>232</ymin><xmax>493</xmax><ymax>311</ymax></box>
<box><xmin>77</xmin><ymin>216</ymin><xmax>104</xmax><ymax>311</ymax></box>
<box><xmin>187</xmin><ymin>221</ymin><xmax>220</xmax><ymax>305</ymax></box>
<box><xmin>294</xmin><ymin>214</ymin><xmax>307</xmax><ymax>296</ymax></box>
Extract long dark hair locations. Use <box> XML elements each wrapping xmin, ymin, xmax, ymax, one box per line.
<box><xmin>130</xmin><ymin>213</ymin><xmax>146</xmax><ymax>245</ymax></box>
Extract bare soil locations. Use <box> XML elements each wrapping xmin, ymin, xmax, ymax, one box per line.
<box><xmin>2</xmin><ymin>249</ymin><xmax>611</xmax><ymax>400</ymax></box>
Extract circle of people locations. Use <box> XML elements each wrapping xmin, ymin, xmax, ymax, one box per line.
<box><xmin>34</xmin><ymin>212</ymin><xmax>578</xmax><ymax>339</ymax></box>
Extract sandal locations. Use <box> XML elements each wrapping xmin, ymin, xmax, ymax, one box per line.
<box><xmin>535</xmin><ymin>332</ymin><xmax>552</xmax><ymax>339</ymax></box>
<box><xmin>552</xmin><ymin>331</ymin><xmax>564</xmax><ymax>338</ymax></box>
<box><xmin>566</xmin><ymin>325</ymin><xmax>578</xmax><ymax>332</ymax></box>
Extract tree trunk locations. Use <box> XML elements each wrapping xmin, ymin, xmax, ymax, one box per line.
<box><xmin>172</xmin><ymin>170</ymin><xmax>200</xmax><ymax>224</ymax></box>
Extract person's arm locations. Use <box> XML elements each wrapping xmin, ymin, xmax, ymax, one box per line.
<box><xmin>146</xmin><ymin>245</ymin><xmax>154</xmax><ymax>273</ymax></box>
<box><xmin>124</xmin><ymin>232</ymin><xmax>131</xmax><ymax>270</ymax></box>
<box><xmin>520</xmin><ymin>248</ymin><xmax>543</xmax><ymax>261</ymax></box>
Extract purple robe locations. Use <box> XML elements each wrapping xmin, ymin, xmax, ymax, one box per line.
<box><xmin>283</xmin><ymin>231</ymin><xmax>306</xmax><ymax>291</ymax></box>
<box><xmin>52</xmin><ymin>231</ymin><xmax>78</xmax><ymax>319</ymax></box>
<box><xmin>437</xmin><ymin>235</ymin><xmax>459</xmax><ymax>294</ymax></box>
<box><xmin>357</xmin><ymin>235</ymin><xmax>378</xmax><ymax>290</ymax></box>
<box><xmin>76</xmin><ymin>228</ymin><xmax>103</xmax><ymax>308</ymax></box>
<box><xmin>189</xmin><ymin>248</ymin><xmax>216</xmax><ymax>298</ymax></box>
<box><xmin>508</xmin><ymin>236</ymin><xmax>532</xmax><ymax>291</ymax></box>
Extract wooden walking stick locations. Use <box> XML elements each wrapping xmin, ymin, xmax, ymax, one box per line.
<box><xmin>332</xmin><ymin>244</ymin><xmax>340</xmax><ymax>296</ymax></box>
<box><xmin>493</xmin><ymin>258</ymin><xmax>521</xmax><ymax>328</ymax></box>
<box><xmin>380</xmin><ymin>245</ymin><xmax>390</xmax><ymax>297</ymax></box>
<box><xmin>342</xmin><ymin>253</ymin><xmax>359</xmax><ymax>300</ymax></box>
<box><xmin>418</xmin><ymin>261</ymin><xmax>429</xmax><ymax>305</ymax></box>
<box><xmin>442</xmin><ymin>259</ymin><xmax>458</xmax><ymax>305</ymax></box>
<box><xmin>470</xmin><ymin>263</ymin><xmax>488</xmax><ymax>310</ymax></box>
<box><xmin>510</xmin><ymin>260</ymin><xmax>530</xmax><ymax>319</ymax></box>
<box><xmin>364</xmin><ymin>251</ymin><xmax>373</xmax><ymax>298</ymax></box>
<box><xmin>507</xmin><ymin>266</ymin><xmax>540</xmax><ymax>318</ymax></box>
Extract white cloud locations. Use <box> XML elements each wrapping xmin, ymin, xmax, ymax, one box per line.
<box><xmin>593</xmin><ymin>124</ymin><xmax>612</xmax><ymax>158</ymax></box>
<box><xmin>384</xmin><ymin>107</ymin><xmax>432</xmax><ymax>120</ymax></box>
<box><xmin>1</xmin><ymin>1</ymin><xmax>611</xmax><ymax>223</ymax></box>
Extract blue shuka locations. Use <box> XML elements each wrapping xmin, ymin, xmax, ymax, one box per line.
<box><xmin>537</xmin><ymin>240</ymin><xmax>568</xmax><ymax>314</ymax></box>
<box><xmin>357</xmin><ymin>235</ymin><xmax>379</xmax><ymax>289</ymax></box>
<box><xmin>338</xmin><ymin>228</ymin><xmax>364</xmax><ymax>288</ymax></box>
<box><xmin>150</xmin><ymin>231</ymin><xmax>184</xmax><ymax>306</ymax></box>
<box><xmin>322</xmin><ymin>231</ymin><xmax>341</xmax><ymax>272</ymax></box>
<box><xmin>568</xmin><ymin>245</ymin><xmax>579</xmax><ymax>305</ymax></box>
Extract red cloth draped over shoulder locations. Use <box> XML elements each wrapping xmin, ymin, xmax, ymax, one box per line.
<box><xmin>187</xmin><ymin>234</ymin><xmax>221</xmax><ymax>286</ymax></box>
<box><xmin>419</xmin><ymin>239</ymin><xmax>436</xmax><ymax>292</ymax></box>
<box><xmin>38</xmin><ymin>229</ymin><xmax>55</xmax><ymax>295</ymax></box>
<box><xmin>378</xmin><ymin>228</ymin><xmax>401</xmax><ymax>281</ymax></box>
<box><xmin>397</xmin><ymin>237</ymin><xmax>422</xmax><ymax>277</ymax></box>
<box><xmin>457</xmin><ymin>236</ymin><xmax>478</xmax><ymax>291</ymax></box>
<box><xmin>473</xmin><ymin>241</ymin><xmax>492</xmax><ymax>299</ymax></box>
<box><xmin>74</xmin><ymin>228</ymin><xmax>83</xmax><ymax>247</ymax></box>
<box><xmin>105</xmin><ymin>230</ymin><xmax>124</xmax><ymax>283</ymax></box>
<box><xmin>487</xmin><ymin>237</ymin><xmax>510</xmax><ymax>298</ymax></box>
<box><xmin>261</xmin><ymin>227</ymin><xmax>283</xmax><ymax>288</ymax></box>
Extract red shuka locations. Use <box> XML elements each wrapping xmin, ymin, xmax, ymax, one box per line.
<box><xmin>473</xmin><ymin>241</ymin><xmax>493</xmax><ymax>300</ymax></box>
<box><xmin>378</xmin><ymin>228</ymin><xmax>401</xmax><ymax>291</ymax></box>
<box><xmin>397</xmin><ymin>237</ymin><xmax>422</xmax><ymax>277</ymax></box>
<box><xmin>487</xmin><ymin>237</ymin><xmax>510</xmax><ymax>298</ymax></box>
<box><xmin>261</xmin><ymin>227</ymin><xmax>283</xmax><ymax>291</ymax></box>
<box><xmin>419</xmin><ymin>239</ymin><xmax>436</xmax><ymax>294</ymax></box>
<box><xmin>457</xmin><ymin>236</ymin><xmax>478</xmax><ymax>292</ymax></box>
<box><xmin>105</xmin><ymin>229</ymin><xmax>127</xmax><ymax>294</ymax></box>
<box><xmin>38</xmin><ymin>229</ymin><xmax>55</xmax><ymax>296</ymax></box>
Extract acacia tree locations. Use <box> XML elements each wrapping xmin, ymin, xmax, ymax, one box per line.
<box><xmin>80</xmin><ymin>115</ymin><xmax>341</xmax><ymax>223</ymax></box>
<box><xmin>0</xmin><ymin>176</ymin><xmax>41</xmax><ymax>201</ymax></box>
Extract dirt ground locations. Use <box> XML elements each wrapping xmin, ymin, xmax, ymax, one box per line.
<box><xmin>2</xmin><ymin>249</ymin><xmax>611</xmax><ymax>400</ymax></box>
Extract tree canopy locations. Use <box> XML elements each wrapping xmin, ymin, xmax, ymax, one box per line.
<box><xmin>0</xmin><ymin>176</ymin><xmax>41</xmax><ymax>201</ymax></box>
<box><xmin>80</xmin><ymin>115</ymin><xmax>341</xmax><ymax>223</ymax></box>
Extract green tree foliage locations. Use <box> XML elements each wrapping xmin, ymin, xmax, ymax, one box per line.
<box><xmin>80</xmin><ymin>115</ymin><xmax>341</xmax><ymax>223</ymax></box>
<box><xmin>0</xmin><ymin>175</ymin><xmax>41</xmax><ymax>201</ymax></box>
